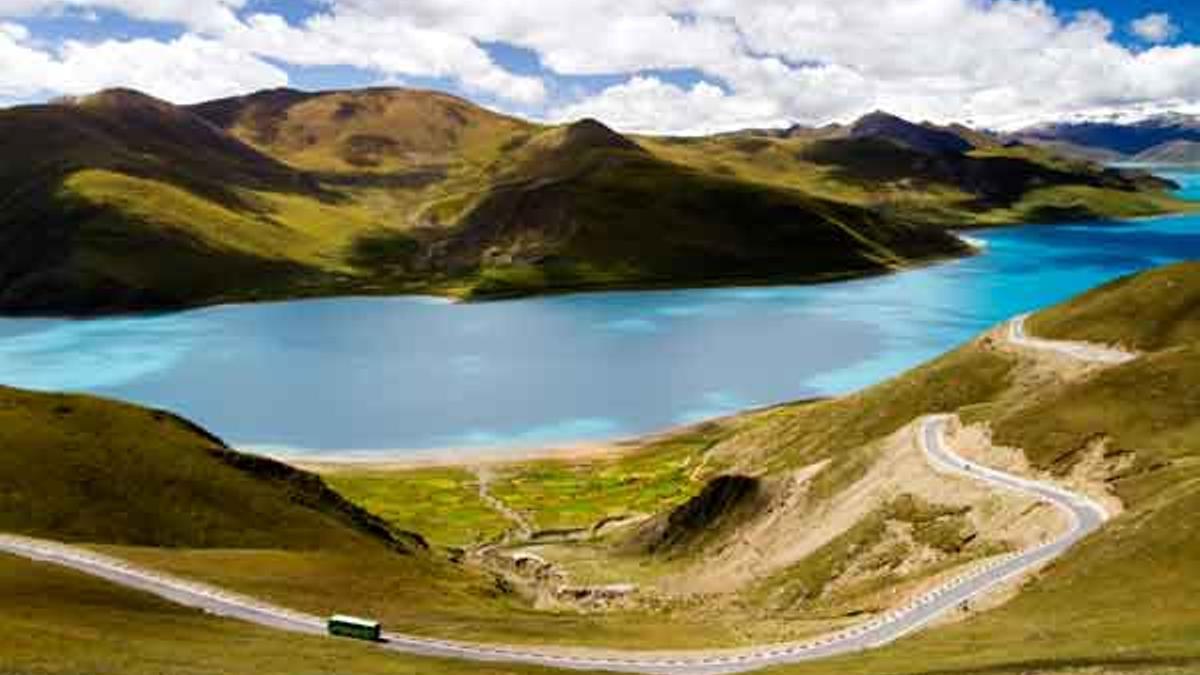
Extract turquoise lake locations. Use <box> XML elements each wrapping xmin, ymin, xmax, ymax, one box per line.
<box><xmin>2</xmin><ymin>169</ymin><xmax>1198</xmax><ymax>457</ymax></box>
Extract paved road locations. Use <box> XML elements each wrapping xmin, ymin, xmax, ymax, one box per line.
<box><xmin>0</xmin><ymin>316</ymin><xmax>1119</xmax><ymax>674</ymax></box>
<box><xmin>1008</xmin><ymin>313</ymin><xmax>1136</xmax><ymax>364</ymax></box>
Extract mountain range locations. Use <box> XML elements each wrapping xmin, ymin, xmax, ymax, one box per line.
<box><xmin>1014</xmin><ymin>113</ymin><xmax>1200</xmax><ymax>164</ymax></box>
<box><xmin>0</xmin><ymin>88</ymin><xmax>1189</xmax><ymax>314</ymax></box>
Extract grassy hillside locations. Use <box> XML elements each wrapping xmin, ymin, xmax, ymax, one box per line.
<box><xmin>772</xmin><ymin>266</ymin><xmax>1200</xmax><ymax>675</ymax></box>
<box><xmin>0</xmin><ymin>385</ymin><xmax>418</xmax><ymax>551</ymax></box>
<box><xmin>0</xmin><ymin>555</ymin><xmax>588</xmax><ymax>675</ymax></box>
<box><xmin>1028</xmin><ymin>261</ymin><xmax>1200</xmax><ymax>351</ymax></box>
<box><xmin>0</xmin><ymin>87</ymin><xmax>1189</xmax><ymax>314</ymax></box>
<box><xmin>190</xmin><ymin>87</ymin><xmax>533</xmax><ymax>175</ymax></box>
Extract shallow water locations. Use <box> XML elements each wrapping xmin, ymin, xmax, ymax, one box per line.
<box><xmin>2</xmin><ymin>170</ymin><xmax>1198</xmax><ymax>457</ymax></box>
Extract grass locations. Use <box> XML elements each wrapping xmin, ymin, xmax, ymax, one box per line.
<box><xmin>0</xmin><ymin>386</ymin><xmax>403</xmax><ymax>551</ymax></box>
<box><xmin>487</xmin><ymin>432</ymin><xmax>726</xmax><ymax>532</ymax></box>
<box><xmin>752</xmin><ymin>494</ymin><xmax>1001</xmax><ymax>617</ymax></box>
<box><xmin>0</xmin><ymin>554</ymin><xmax>590</xmax><ymax>675</ymax></box>
<box><xmin>195</xmin><ymin>88</ymin><xmax>533</xmax><ymax>175</ymax></box>
<box><xmin>324</xmin><ymin>468</ymin><xmax>510</xmax><ymax>548</ymax></box>
<box><xmin>701</xmin><ymin>342</ymin><xmax>1017</xmax><ymax>475</ymax></box>
<box><xmin>989</xmin><ymin>344</ymin><xmax>1200</xmax><ymax>486</ymax></box>
<box><xmin>95</xmin><ymin>545</ymin><xmax>756</xmax><ymax>649</ymax></box>
<box><xmin>321</xmin><ymin>430</ymin><xmax>728</xmax><ymax>542</ymax></box>
<box><xmin>1028</xmin><ymin>261</ymin><xmax>1200</xmax><ymax>351</ymax></box>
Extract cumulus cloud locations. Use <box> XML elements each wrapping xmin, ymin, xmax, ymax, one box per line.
<box><xmin>0</xmin><ymin>28</ymin><xmax>286</xmax><ymax>103</ymax></box>
<box><xmin>0</xmin><ymin>0</ymin><xmax>246</xmax><ymax>32</ymax></box>
<box><xmin>4</xmin><ymin>0</ymin><xmax>1200</xmax><ymax>133</ymax></box>
<box><xmin>552</xmin><ymin>77</ymin><xmax>783</xmax><ymax>135</ymax></box>
<box><xmin>0</xmin><ymin>0</ymin><xmax>547</xmax><ymax>105</ymax></box>
<box><xmin>225</xmin><ymin>11</ymin><xmax>546</xmax><ymax>104</ymax></box>
<box><xmin>1130</xmin><ymin>12</ymin><xmax>1179</xmax><ymax>44</ymax></box>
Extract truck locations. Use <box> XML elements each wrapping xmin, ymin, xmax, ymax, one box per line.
<box><xmin>327</xmin><ymin>614</ymin><xmax>382</xmax><ymax>641</ymax></box>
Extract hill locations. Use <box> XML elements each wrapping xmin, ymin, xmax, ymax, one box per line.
<box><xmin>776</xmin><ymin>262</ymin><xmax>1200</xmax><ymax>674</ymax></box>
<box><xmin>190</xmin><ymin>87</ymin><xmax>533</xmax><ymax>174</ymax></box>
<box><xmin>0</xmin><ymin>88</ymin><xmax>1191</xmax><ymax>314</ymax></box>
<box><xmin>849</xmin><ymin>111</ymin><xmax>974</xmax><ymax>155</ymax></box>
<box><xmin>0</xmin><ymin>385</ymin><xmax>421</xmax><ymax>551</ymax></box>
<box><xmin>0</xmin><ymin>554</ymin><xmax>585</xmax><ymax>675</ymax></box>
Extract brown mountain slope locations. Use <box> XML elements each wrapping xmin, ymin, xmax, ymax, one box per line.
<box><xmin>190</xmin><ymin>87</ymin><xmax>533</xmax><ymax>174</ymax></box>
<box><xmin>0</xmin><ymin>88</ymin><xmax>1191</xmax><ymax>314</ymax></box>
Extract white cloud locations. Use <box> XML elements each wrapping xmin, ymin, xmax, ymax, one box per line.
<box><xmin>534</xmin><ymin>1</ymin><xmax>1200</xmax><ymax>132</ymax></box>
<box><xmin>552</xmin><ymin>77</ymin><xmax>784</xmax><ymax>135</ymax></box>
<box><xmin>227</xmin><ymin>11</ymin><xmax>546</xmax><ymax>104</ymax></box>
<box><xmin>5</xmin><ymin>1</ymin><xmax>1200</xmax><ymax>133</ymax></box>
<box><xmin>1130</xmin><ymin>12</ymin><xmax>1179</xmax><ymax>44</ymax></box>
<box><xmin>0</xmin><ymin>1</ymin><xmax>246</xmax><ymax>32</ymax></box>
<box><xmin>0</xmin><ymin>28</ymin><xmax>286</xmax><ymax>103</ymax></box>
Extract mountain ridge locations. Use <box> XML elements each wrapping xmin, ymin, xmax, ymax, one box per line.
<box><xmin>0</xmin><ymin>86</ymin><xmax>1190</xmax><ymax>315</ymax></box>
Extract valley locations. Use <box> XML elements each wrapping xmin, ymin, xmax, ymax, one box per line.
<box><xmin>2</xmin><ymin>260</ymin><xmax>1198</xmax><ymax>674</ymax></box>
<box><xmin>5</xmin><ymin>3</ymin><xmax>1200</xmax><ymax>673</ymax></box>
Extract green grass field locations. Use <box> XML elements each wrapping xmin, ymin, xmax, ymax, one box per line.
<box><xmin>0</xmin><ymin>554</ymin><xmax>589</xmax><ymax>675</ymax></box>
<box><xmin>324</xmin><ymin>468</ymin><xmax>510</xmax><ymax>547</ymax></box>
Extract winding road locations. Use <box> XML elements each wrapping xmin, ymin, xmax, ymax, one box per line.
<box><xmin>0</xmin><ymin>315</ymin><xmax>1125</xmax><ymax>674</ymax></box>
<box><xmin>1008</xmin><ymin>313</ymin><xmax>1136</xmax><ymax>364</ymax></box>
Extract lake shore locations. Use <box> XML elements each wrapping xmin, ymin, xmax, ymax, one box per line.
<box><xmin>277</xmin><ymin>437</ymin><xmax>646</xmax><ymax>473</ymax></box>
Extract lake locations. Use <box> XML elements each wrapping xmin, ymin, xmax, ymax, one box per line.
<box><xmin>2</xmin><ymin>169</ymin><xmax>1198</xmax><ymax>457</ymax></box>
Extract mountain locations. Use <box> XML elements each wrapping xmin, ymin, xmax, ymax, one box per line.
<box><xmin>849</xmin><ymin>110</ymin><xmax>975</xmax><ymax>155</ymax></box>
<box><xmin>1016</xmin><ymin>113</ymin><xmax>1200</xmax><ymax>162</ymax></box>
<box><xmin>0</xmin><ymin>385</ymin><xmax>423</xmax><ymax>551</ymax></box>
<box><xmin>1134</xmin><ymin>139</ymin><xmax>1200</xmax><ymax>164</ymax></box>
<box><xmin>189</xmin><ymin>87</ymin><xmax>532</xmax><ymax>174</ymax></box>
<box><xmin>0</xmin><ymin>89</ymin><xmax>1190</xmax><ymax>314</ymax></box>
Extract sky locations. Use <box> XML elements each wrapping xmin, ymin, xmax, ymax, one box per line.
<box><xmin>3</xmin><ymin>1</ymin><xmax>1200</xmax><ymax>134</ymax></box>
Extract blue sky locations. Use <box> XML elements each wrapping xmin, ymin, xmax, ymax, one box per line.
<box><xmin>3</xmin><ymin>1</ymin><xmax>1200</xmax><ymax>133</ymax></box>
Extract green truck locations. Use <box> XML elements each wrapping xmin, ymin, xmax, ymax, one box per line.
<box><xmin>327</xmin><ymin>614</ymin><xmax>382</xmax><ymax>641</ymax></box>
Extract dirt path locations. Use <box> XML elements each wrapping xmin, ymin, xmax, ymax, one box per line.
<box><xmin>475</xmin><ymin>467</ymin><xmax>535</xmax><ymax>541</ymax></box>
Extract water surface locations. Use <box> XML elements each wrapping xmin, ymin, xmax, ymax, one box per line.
<box><xmin>2</xmin><ymin>170</ymin><xmax>1197</xmax><ymax>456</ymax></box>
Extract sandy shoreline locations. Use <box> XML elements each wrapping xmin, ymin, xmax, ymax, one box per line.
<box><xmin>264</xmin><ymin>436</ymin><xmax>652</xmax><ymax>474</ymax></box>
<box><xmin>256</xmin><ymin>401</ymin><xmax>799</xmax><ymax>473</ymax></box>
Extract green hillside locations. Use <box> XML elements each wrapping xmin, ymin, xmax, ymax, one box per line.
<box><xmin>1028</xmin><ymin>260</ymin><xmax>1200</xmax><ymax>350</ymax></box>
<box><xmin>0</xmin><ymin>555</ymin><xmax>587</xmax><ymax>675</ymax></box>
<box><xmin>0</xmin><ymin>385</ymin><xmax>418</xmax><ymax>551</ymax></box>
<box><xmin>774</xmin><ymin>264</ymin><xmax>1200</xmax><ymax>675</ymax></box>
<box><xmin>0</xmin><ymin>87</ymin><xmax>1189</xmax><ymax>314</ymax></box>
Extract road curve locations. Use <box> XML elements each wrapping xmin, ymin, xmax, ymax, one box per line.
<box><xmin>1009</xmin><ymin>313</ymin><xmax>1136</xmax><ymax>365</ymax></box>
<box><xmin>0</xmin><ymin>317</ymin><xmax>1118</xmax><ymax>674</ymax></box>
<box><xmin>0</xmin><ymin>418</ymin><xmax>1109</xmax><ymax>674</ymax></box>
